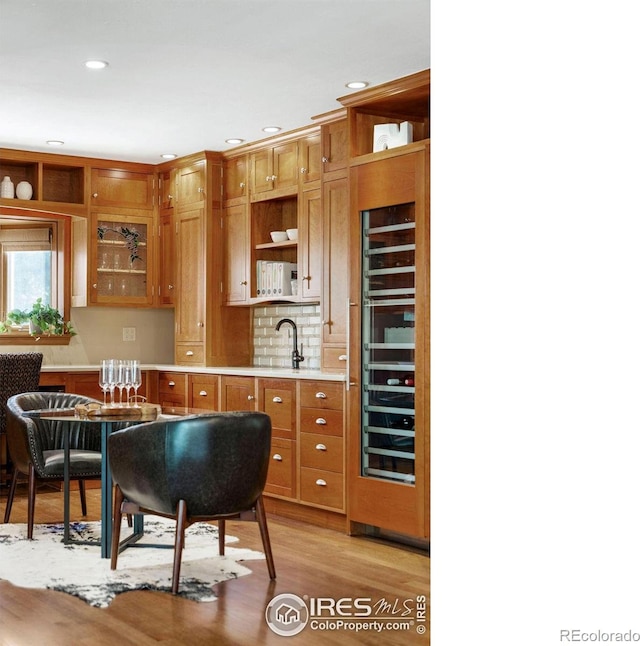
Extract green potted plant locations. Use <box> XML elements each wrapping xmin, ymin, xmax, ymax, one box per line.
<box><xmin>0</xmin><ymin>298</ymin><xmax>75</xmax><ymax>336</ymax></box>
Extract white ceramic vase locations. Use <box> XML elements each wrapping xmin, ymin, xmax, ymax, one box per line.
<box><xmin>16</xmin><ymin>181</ymin><xmax>33</xmax><ymax>200</ymax></box>
<box><xmin>1</xmin><ymin>176</ymin><xmax>14</xmax><ymax>199</ymax></box>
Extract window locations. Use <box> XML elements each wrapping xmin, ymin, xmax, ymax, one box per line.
<box><xmin>0</xmin><ymin>223</ymin><xmax>60</xmax><ymax>331</ymax></box>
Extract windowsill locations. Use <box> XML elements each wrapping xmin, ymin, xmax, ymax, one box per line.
<box><xmin>0</xmin><ymin>332</ymin><xmax>72</xmax><ymax>345</ymax></box>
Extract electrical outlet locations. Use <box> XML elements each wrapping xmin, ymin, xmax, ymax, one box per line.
<box><xmin>122</xmin><ymin>327</ymin><xmax>136</xmax><ymax>342</ymax></box>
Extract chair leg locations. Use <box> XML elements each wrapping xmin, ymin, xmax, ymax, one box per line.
<box><xmin>27</xmin><ymin>464</ymin><xmax>37</xmax><ymax>540</ymax></box>
<box><xmin>79</xmin><ymin>480</ymin><xmax>87</xmax><ymax>516</ymax></box>
<box><xmin>110</xmin><ymin>484</ymin><xmax>125</xmax><ymax>570</ymax></box>
<box><xmin>255</xmin><ymin>495</ymin><xmax>276</xmax><ymax>580</ymax></box>
<box><xmin>3</xmin><ymin>467</ymin><xmax>19</xmax><ymax>523</ymax></box>
<box><xmin>218</xmin><ymin>519</ymin><xmax>225</xmax><ymax>555</ymax></box>
<box><xmin>172</xmin><ymin>499</ymin><xmax>187</xmax><ymax>594</ymax></box>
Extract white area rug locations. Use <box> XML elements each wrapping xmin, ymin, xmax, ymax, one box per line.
<box><xmin>0</xmin><ymin>518</ymin><xmax>265</xmax><ymax>607</ymax></box>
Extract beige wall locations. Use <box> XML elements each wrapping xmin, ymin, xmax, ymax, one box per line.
<box><xmin>0</xmin><ymin>307</ymin><xmax>175</xmax><ymax>365</ymax></box>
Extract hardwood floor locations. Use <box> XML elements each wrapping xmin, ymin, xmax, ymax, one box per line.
<box><xmin>0</xmin><ymin>486</ymin><xmax>430</xmax><ymax>645</ymax></box>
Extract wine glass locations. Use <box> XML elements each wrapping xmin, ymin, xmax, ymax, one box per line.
<box><xmin>99</xmin><ymin>360</ymin><xmax>110</xmax><ymax>406</ymax></box>
<box><xmin>123</xmin><ymin>360</ymin><xmax>134</xmax><ymax>405</ymax></box>
<box><xmin>131</xmin><ymin>360</ymin><xmax>142</xmax><ymax>406</ymax></box>
<box><xmin>105</xmin><ymin>359</ymin><xmax>117</xmax><ymax>406</ymax></box>
<box><xmin>115</xmin><ymin>360</ymin><xmax>126</xmax><ymax>405</ymax></box>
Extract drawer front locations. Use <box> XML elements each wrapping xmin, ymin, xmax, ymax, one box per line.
<box><xmin>262</xmin><ymin>387</ymin><xmax>295</xmax><ymax>440</ymax></box>
<box><xmin>175</xmin><ymin>343</ymin><xmax>205</xmax><ymax>365</ymax></box>
<box><xmin>299</xmin><ymin>381</ymin><xmax>344</xmax><ymax>410</ymax></box>
<box><xmin>300</xmin><ymin>432</ymin><xmax>343</xmax><ymax>472</ymax></box>
<box><xmin>300</xmin><ymin>467</ymin><xmax>344</xmax><ymax>510</ymax></box>
<box><xmin>159</xmin><ymin>372</ymin><xmax>186</xmax><ymax>396</ymax></box>
<box><xmin>265</xmin><ymin>438</ymin><xmax>296</xmax><ymax>499</ymax></box>
<box><xmin>322</xmin><ymin>347</ymin><xmax>348</xmax><ymax>370</ymax></box>
<box><xmin>190</xmin><ymin>375</ymin><xmax>219</xmax><ymax>411</ymax></box>
<box><xmin>299</xmin><ymin>407</ymin><xmax>343</xmax><ymax>437</ymax></box>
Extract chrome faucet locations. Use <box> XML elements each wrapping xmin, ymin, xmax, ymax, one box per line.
<box><xmin>275</xmin><ymin>318</ymin><xmax>304</xmax><ymax>370</ymax></box>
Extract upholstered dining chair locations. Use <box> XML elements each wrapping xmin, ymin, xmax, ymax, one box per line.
<box><xmin>4</xmin><ymin>391</ymin><xmax>103</xmax><ymax>539</ymax></box>
<box><xmin>109</xmin><ymin>411</ymin><xmax>276</xmax><ymax>594</ymax></box>
<box><xmin>0</xmin><ymin>352</ymin><xmax>43</xmax><ymax>489</ymax></box>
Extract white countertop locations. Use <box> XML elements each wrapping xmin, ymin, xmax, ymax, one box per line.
<box><xmin>41</xmin><ymin>364</ymin><xmax>346</xmax><ymax>382</ymax></box>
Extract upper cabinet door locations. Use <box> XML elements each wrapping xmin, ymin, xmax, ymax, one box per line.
<box><xmin>321</xmin><ymin>119</ymin><xmax>348</xmax><ymax>175</ymax></box>
<box><xmin>250</xmin><ymin>141</ymin><xmax>298</xmax><ymax>200</ymax></box>
<box><xmin>224</xmin><ymin>155</ymin><xmax>248</xmax><ymax>203</ymax></box>
<box><xmin>91</xmin><ymin>169</ymin><xmax>154</xmax><ymax>211</ymax></box>
<box><xmin>176</xmin><ymin>162</ymin><xmax>206</xmax><ymax>208</ymax></box>
<box><xmin>299</xmin><ymin>132</ymin><xmax>322</xmax><ymax>188</ymax></box>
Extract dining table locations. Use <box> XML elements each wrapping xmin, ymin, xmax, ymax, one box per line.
<box><xmin>25</xmin><ymin>405</ymin><xmax>210</xmax><ymax>558</ymax></box>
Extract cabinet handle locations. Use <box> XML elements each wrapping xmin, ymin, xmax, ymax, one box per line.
<box><xmin>239</xmin><ymin>182</ymin><xmax>245</xmax><ymax>188</ymax></box>
<box><xmin>199</xmin><ymin>390</ymin><xmax>207</xmax><ymax>396</ymax></box>
<box><xmin>300</xmin><ymin>167</ymin><xmax>307</xmax><ymax>174</ymax></box>
<box><xmin>241</xmin><ymin>280</ymin><xmax>247</xmax><ymax>285</ymax></box>
<box><xmin>338</xmin><ymin>355</ymin><xmax>347</xmax><ymax>361</ymax></box>
<box><xmin>315</xmin><ymin>392</ymin><xmax>327</xmax><ymax>399</ymax></box>
<box><xmin>271</xmin><ymin>175</ymin><xmax>277</xmax><ymax>181</ymax></box>
<box><xmin>92</xmin><ymin>192</ymin><xmax>98</xmax><ymax>198</ymax></box>
<box><xmin>197</xmin><ymin>322</ymin><xmax>204</xmax><ymax>327</ymax></box>
<box><xmin>265</xmin><ymin>176</ymin><xmax>271</xmax><ymax>182</ymax></box>
<box><xmin>315</xmin><ymin>443</ymin><xmax>327</xmax><ymax>451</ymax></box>
<box><xmin>272</xmin><ymin>453</ymin><xmax>283</xmax><ymax>461</ymax></box>
<box><xmin>315</xmin><ymin>417</ymin><xmax>327</xmax><ymax>425</ymax></box>
<box><xmin>92</xmin><ymin>283</ymin><xmax>98</xmax><ymax>289</ymax></box>
<box><xmin>315</xmin><ymin>479</ymin><xmax>327</xmax><ymax>487</ymax></box>
<box><xmin>303</xmin><ymin>275</ymin><xmax>311</xmax><ymax>282</ymax></box>
<box><xmin>168</xmin><ymin>381</ymin><xmax>175</xmax><ymax>387</ymax></box>
<box><xmin>168</xmin><ymin>284</ymin><xmax>174</xmax><ymax>290</ymax></box>
<box><xmin>322</xmin><ymin>156</ymin><xmax>329</xmax><ymax>163</ymax></box>
<box><xmin>167</xmin><ymin>194</ymin><xmax>174</xmax><ymax>200</ymax></box>
<box><xmin>197</xmin><ymin>187</ymin><xmax>205</xmax><ymax>193</ymax></box>
<box><xmin>186</xmin><ymin>351</ymin><xmax>194</xmax><ymax>356</ymax></box>
<box><xmin>247</xmin><ymin>395</ymin><xmax>255</xmax><ymax>401</ymax></box>
<box><xmin>272</xmin><ymin>396</ymin><xmax>282</xmax><ymax>403</ymax></box>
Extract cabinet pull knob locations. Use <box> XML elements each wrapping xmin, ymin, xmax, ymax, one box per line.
<box><xmin>265</xmin><ymin>176</ymin><xmax>271</xmax><ymax>182</ymax></box>
<box><xmin>199</xmin><ymin>390</ymin><xmax>207</xmax><ymax>396</ymax></box>
<box><xmin>239</xmin><ymin>182</ymin><xmax>245</xmax><ymax>188</ymax></box>
<box><xmin>338</xmin><ymin>355</ymin><xmax>347</xmax><ymax>361</ymax></box>
<box><xmin>315</xmin><ymin>392</ymin><xmax>327</xmax><ymax>399</ymax></box>
<box><xmin>300</xmin><ymin>167</ymin><xmax>307</xmax><ymax>174</ymax></box>
<box><xmin>197</xmin><ymin>322</ymin><xmax>204</xmax><ymax>327</ymax></box>
<box><xmin>272</xmin><ymin>453</ymin><xmax>283</xmax><ymax>461</ymax></box>
<box><xmin>315</xmin><ymin>479</ymin><xmax>327</xmax><ymax>486</ymax></box>
<box><xmin>168</xmin><ymin>284</ymin><xmax>174</xmax><ymax>289</ymax></box>
<box><xmin>315</xmin><ymin>417</ymin><xmax>327</xmax><ymax>425</ymax></box>
<box><xmin>92</xmin><ymin>192</ymin><xmax>98</xmax><ymax>198</ymax></box>
<box><xmin>247</xmin><ymin>395</ymin><xmax>255</xmax><ymax>401</ymax></box>
<box><xmin>167</xmin><ymin>194</ymin><xmax>174</xmax><ymax>200</ymax></box>
<box><xmin>322</xmin><ymin>156</ymin><xmax>329</xmax><ymax>163</ymax></box>
<box><xmin>272</xmin><ymin>396</ymin><xmax>282</xmax><ymax>403</ymax></box>
<box><xmin>92</xmin><ymin>283</ymin><xmax>98</xmax><ymax>289</ymax></box>
<box><xmin>186</xmin><ymin>350</ymin><xmax>194</xmax><ymax>356</ymax></box>
<box><xmin>315</xmin><ymin>443</ymin><xmax>327</xmax><ymax>451</ymax></box>
<box><xmin>168</xmin><ymin>381</ymin><xmax>175</xmax><ymax>387</ymax></box>
<box><xmin>271</xmin><ymin>175</ymin><xmax>277</xmax><ymax>181</ymax></box>
<box><xmin>197</xmin><ymin>187</ymin><xmax>205</xmax><ymax>193</ymax></box>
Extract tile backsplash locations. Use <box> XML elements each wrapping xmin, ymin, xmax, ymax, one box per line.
<box><xmin>253</xmin><ymin>303</ymin><xmax>321</xmax><ymax>369</ymax></box>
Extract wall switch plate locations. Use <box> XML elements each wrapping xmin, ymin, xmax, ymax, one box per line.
<box><xmin>122</xmin><ymin>327</ymin><xmax>136</xmax><ymax>341</ymax></box>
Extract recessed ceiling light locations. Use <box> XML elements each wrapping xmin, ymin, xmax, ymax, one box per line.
<box><xmin>85</xmin><ymin>60</ymin><xmax>109</xmax><ymax>69</ymax></box>
<box><xmin>346</xmin><ymin>81</ymin><xmax>368</xmax><ymax>89</ymax></box>
<box><xmin>262</xmin><ymin>126</ymin><xmax>281</xmax><ymax>133</ymax></box>
<box><xmin>46</xmin><ymin>140</ymin><xmax>64</xmax><ymax>146</ymax></box>
<box><xmin>225</xmin><ymin>138</ymin><xmax>244</xmax><ymax>145</ymax></box>
<box><xmin>160</xmin><ymin>153</ymin><xmax>177</xmax><ymax>159</ymax></box>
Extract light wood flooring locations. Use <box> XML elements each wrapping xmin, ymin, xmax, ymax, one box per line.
<box><xmin>0</xmin><ymin>485</ymin><xmax>430</xmax><ymax>645</ymax></box>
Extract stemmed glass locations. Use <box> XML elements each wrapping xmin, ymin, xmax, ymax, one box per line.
<box><xmin>123</xmin><ymin>360</ymin><xmax>134</xmax><ymax>404</ymax></box>
<box><xmin>131</xmin><ymin>360</ymin><xmax>142</xmax><ymax>406</ymax></box>
<box><xmin>99</xmin><ymin>360</ymin><xmax>110</xmax><ymax>406</ymax></box>
<box><xmin>115</xmin><ymin>360</ymin><xmax>126</xmax><ymax>405</ymax></box>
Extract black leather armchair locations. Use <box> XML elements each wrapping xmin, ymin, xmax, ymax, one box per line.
<box><xmin>109</xmin><ymin>411</ymin><xmax>276</xmax><ymax>594</ymax></box>
<box><xmin>4</xmin><ymin>391</ymin><xmax>103</xmax><ymax>538</ymax></box>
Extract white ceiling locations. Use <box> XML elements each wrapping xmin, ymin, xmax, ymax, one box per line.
<box><xmin>0</xmin><ymin>0</ymin><xmax>430</xmax><ymax>165</ymax></box>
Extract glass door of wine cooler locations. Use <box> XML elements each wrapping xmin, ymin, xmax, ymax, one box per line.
<box><xmin>361</xmin><ymin>203</ymin><xmax>416</xmax><ymax>484</ymax></box>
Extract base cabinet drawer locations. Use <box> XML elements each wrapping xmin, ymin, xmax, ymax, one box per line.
<box><xmin>265</xmin><ymin>437</ymin><xmax>296</xmax><ymax>499</ymax></box>
<box><xmin>158</xmin><ymin>372</ymin><xmax>187</xmax><ymax>407</ymax></box>
<box><xmin>299</xmin><ymin>381</ymin><xmax>344</xmax><ymax>410</ymax></box>
<box><xmin>175</xmin><ymin>343</ymin><xmax>205</xmax><ymax>365</ymax></box>
<box><xmin>300</xmin><ymin>432</ymin><xmax>343</xmax><ymax>472</ymax></box>
<box><xmin>300</xmin><ymin>408</ymin><xmax>343</xmax><ymax>437</ymax></box>
<box><xmin>300</xmin><ymin>467</ymin><xmax>344</xmax><ymax>511</ymax></box>
<box><xmin>189</xmin><ymin>375</ymin><xmax>219</xmax><ymax>410</ymax></box>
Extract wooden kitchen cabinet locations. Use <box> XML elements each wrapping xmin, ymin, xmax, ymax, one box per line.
<box><xmin>223</xmin><ymin>154</ymin><xmax>248</xmax><ymax>204</ymax></box>
<box><xmin>249</xmin><ymin>141</ymin><xmax>298</xmax><ymax>200</ymax></box>
<box><xmin>298</xmin><ymin>188</ymin><xmax>322</xmax><ymax>301</ymax></box>
<box><xmin>321</xmin><ymin>118</ymin><xmax>349</xmax><ymax>176</ymax></box>
<box><xmin>90</xmin><ymin>212</ymin><xmax>155</xmax><ymax>306</ymax></box>
<box><xmin>321</xmin><ymin>175</ymin><xmax>349</xmax><ymax>369</ymax></box>
<box><xmin>298</xmin><ymin>131</ymin><xmax>322</xmax><ymax>189</ymax></box>
<box><xmin>222</xmin><ymin>203</ymin><xmax>251</xmax><ymax>304</ymax></box>
<box><xmin>157</xmin><ymin>371</ymin><xmax>187</xmax><ymax>407</ymax></box>
<box><xmin>220</xmin><ymin>376</ymin><xmax>255</xmax><ymax>411</ymax></box>
<box><xmin>157</xmin><ymin>169</ymin><xmax>175</xmax><ymax>307</ymax></box>
<box><xmin>90</xmin><ymin>168</ymin><xmax>154</xmax><ymax>212</ymax></box>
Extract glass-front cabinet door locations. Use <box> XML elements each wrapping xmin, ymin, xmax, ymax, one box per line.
<box><xmin>361</xmin><ymin>203</ymin><xmax>416</xmax><ymax>483</ymax></box>
<box><xmin>90</xmin><ymin>213</ymin><xmax>154</xmax><ymax>305</ymax></box>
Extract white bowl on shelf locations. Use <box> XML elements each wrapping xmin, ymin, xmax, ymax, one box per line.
<box><xmin>270</xmin><ymin>231</ymin><xmax>288</xmax><ymax>243</ymax></box>
<box><xmin>286</xmin><ymin>228</ymin><xmax>298</xmax><ymax>241</ymax></box>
